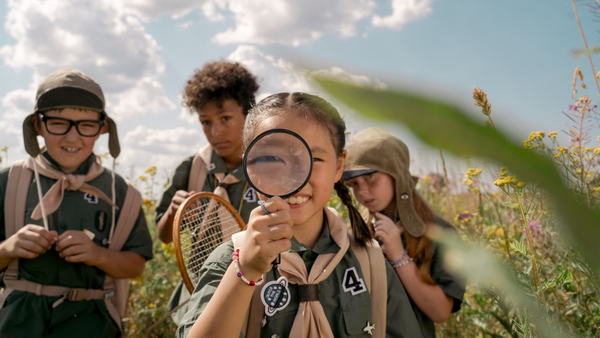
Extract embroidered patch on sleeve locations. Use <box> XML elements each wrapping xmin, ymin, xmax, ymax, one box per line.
<box><xmin>243</xmin><ymin>187</ymin><xmax>257</xmax><ymax>203</ymax></box>
<box><xmin>206</xmin><ymin>163</ymin><xmax>216</xmax><ymax>171</ymax></box>
<box><xmin>342</xmin><ymin>267</ymin><xmax>367</xmax><ymax>295</ymax></box>
<box><xmin>84</xmin><ymin>193</ymin><xmax>98</xmax><ymax>204</ymax></box>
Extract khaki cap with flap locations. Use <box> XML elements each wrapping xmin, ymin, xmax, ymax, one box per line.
<box><xmin>23</xmin><ymin>68</ymin><xmax>120</xmax><ymax>158</ymax></box>
<box><xmin>344</xmin><ymin>127</ymin><xmax>426</xmax><ymax>237</ymax></box>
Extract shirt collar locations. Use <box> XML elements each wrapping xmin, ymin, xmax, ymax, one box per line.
<box><xmin>42</xmin><ymin>150</ymin><xmax>97</xmax><ymax>175</ymax></box>
<box><xmin>208</xmin><ymin>149</ymin><xmax>245</xmax><ymax>181</ymax></box>
<box><xmin>289</xmin><ymin>213</ymin><xmax>340</xmax><ymax>254</ymax></box>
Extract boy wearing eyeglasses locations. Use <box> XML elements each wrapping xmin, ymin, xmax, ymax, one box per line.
<box><xmin>0</xmin><ymin>68</ymin><xmax>153</xmax><ymax>337</ymax></box>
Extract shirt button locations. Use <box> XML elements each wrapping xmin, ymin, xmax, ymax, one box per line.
<box><xmin>303</xmin><ymin>251</ymin><xmax>315</xmax><ymax>260</ymax></box>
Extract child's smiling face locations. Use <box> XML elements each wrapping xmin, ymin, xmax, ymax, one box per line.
<box><xmin>345</xmin><ymin>172</ymin><xmax>396</xmax><ymax>215</ymax></box>
<box><xmin>252</xmin><ymin>113</ymin><xmax>345</xmax><ymax>228</ymax></box>
<box><xmin>33</xmin><ymin>108</ymin><xmax>106</xmax><ymax>173</ymax></box>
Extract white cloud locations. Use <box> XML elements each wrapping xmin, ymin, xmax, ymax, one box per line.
<box><xmin>213</xmin><ymin>0</ymin><xmax>376</xmax><ymax>46</ymax></box>
<box><xmin>1</xmin><ymin>85</ymin><xmax>35</xmax><ymax>122</ymax></box>
<box><xmin>0</xmin><ymin>0</ymin><xmax>180</xmax><ymax>176</ymax></box>
<box><xmin>107</xmin><ymin>0</ymin><xmax>208</xmax><ymax>21</ymax></box>
<box><xmin>177</xmin><ymin>20</ymin><xmax>195</xmax><ymax>28</ymax></box>
<box><xmin>310</xmin><ymin>67</ymin><xmax>388</xmax><ymax>90</ymax></box>
<box><xmin>119</xmin><ymin>125</ymin><xmax>207</xmax><ymax>176</ymax></box>
<box><xmin>372</xmin><ymin>0</ymin><xmax>434</xmax><ymax>30</ymax></box>
<box><xmin>227</xmin><ymin>45</ymin><xmax>311</xmax><ymax>100</ymax></box>
<box><xmin>0</xmin><ymin>0</ymin><xmax>176</xmax><ymax>157</ymax></box>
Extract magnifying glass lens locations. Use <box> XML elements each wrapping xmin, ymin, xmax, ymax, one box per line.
<box><xmin>244</xmin><ymin>131</ymin><xmax>312</xmax><ymax>198</ymax></box>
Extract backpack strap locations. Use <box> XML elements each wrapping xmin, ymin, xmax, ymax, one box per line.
<box><xmin>103</xmin><ymin>183</ymin><xmax>142</xmax><ymax>332</ymax></box>
<box><xmin>351</xmin><ymin>238</ymin><xmax>387</xmax><ymax>338</ymax></box>
<box><xmin>0</xmin><ymin>161</ymin><xmax>33</xmax><ymax>309</ymax></box>
<box><xmin>188</xmin><ymin>145</ymin><xmax>213</xmax><ymax>192</ymax></box>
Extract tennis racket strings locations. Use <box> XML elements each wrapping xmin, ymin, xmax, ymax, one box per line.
<box><xmin>176</xmin><ymin>194</ymin><xmax>244</xmax><ymax>291</ymax></box>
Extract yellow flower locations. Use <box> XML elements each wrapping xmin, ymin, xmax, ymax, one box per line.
<box><xmin>149</xmin><ymin>303</ymin><xmax>154</xmax><ymax>308</ymax></box>
<box><xmin>473</xmin><ymin>187</ymin><xmax>480</xmax><ymax>193</ymax></box>
<box><xmin>517</xmin><ymin>181</ymin><xmax>526</xmax><ymax>188</ymax></box>
<box><xmin>139</xmin><ymin>175</ymin><xmax>147</xmax><ymax>181</ymax></box>
<box><xmin>496</xmin><ymin>227</ymin><xmax>505</xmax><ymax>237</ymax></box>
<box><xmin>0</xmin><ymin>147</ymin><xmax>7</xmax><ymax>152</ymax></box>
<box><xmin>145</xmin><ymin>166</ymin><xmax>157</xmax><ymax>176</ymax></box>
<box><xmin>548</xmin><ymin>131</ymin><xmax>557</xmax><ymax>138</ymax></box>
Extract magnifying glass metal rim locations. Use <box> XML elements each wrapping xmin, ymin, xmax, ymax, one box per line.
<box><xmin>242</xmin><ymin>128</ymin><xmax>313</xmax><ymax>199</ymax></box>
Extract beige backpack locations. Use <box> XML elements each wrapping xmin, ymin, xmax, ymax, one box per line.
<box><xmin>0</xmin><ymin>160</ymin><xmax>142</xmax><ymax>333</ymax></box>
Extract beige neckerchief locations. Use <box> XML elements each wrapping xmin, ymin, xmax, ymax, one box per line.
<box><xmin>213</xmin><ymin>172</ymin><xmax>240</xmax><ymax>204</ymax></box>
<box><xmin>277</xmin><ymin>207</ymin><xmax>350</xmax><ymax>338</ymax></box>
<box><xmin>25</xmin><ymin>155</ymin><xmax>117</xmax><ymax>220</ymax></box>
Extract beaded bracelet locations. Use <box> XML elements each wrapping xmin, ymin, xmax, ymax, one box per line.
<box><xmin>392</xmin><ymin>257</ymin><xmax>414</xmax><ymax>268</ymax></box>
<box><xmin>232</xmin><ymin>249</ymin><xmax>264</xmax><ymax>286</ymax></box>
<box><xmin>389</xmin><ymin>249</ymin><xmax>407</xmax><ymax>265</ymax></box>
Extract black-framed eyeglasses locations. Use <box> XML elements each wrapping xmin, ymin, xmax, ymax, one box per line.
<box><xmin>39</xmin><ymin>114</ymin><xmax>106</xmax><ymax>137</ymax></box>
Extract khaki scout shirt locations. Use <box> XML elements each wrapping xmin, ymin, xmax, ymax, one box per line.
<box><xmin>0</xmin><ymin>152</ymin><xmax>153</xmax><ymax>337</ymax></box>
<box><xmin>155</xmin><ymin>150</ymin><xmax>259</xmax><ymax>226</ymax></box>
<box><xmin>176</xmin><ymin>215</ymin><xmax>424</xmax><ymax>338</ymax></box>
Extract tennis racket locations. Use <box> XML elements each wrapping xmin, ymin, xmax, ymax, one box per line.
<box><xmin>173</xmin><ymin>192</ymin><xmax>246</xmax><ymax>294</ymax></box>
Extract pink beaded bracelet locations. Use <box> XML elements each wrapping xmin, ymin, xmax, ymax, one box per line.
<box><xmin>232</xmin><ymin>249</ymin><xmax>264</xmax><ymax>286</ymax></box>
<box><xmin>392</xmin><ymin>256</ymin><xmax>414</xmax><ymax>268</ymax></box>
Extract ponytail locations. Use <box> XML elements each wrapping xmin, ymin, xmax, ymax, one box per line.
<box><xmin>334</xmin><ymin>180</ymin><xmax>373</xmax><ymax>247</ymax></box>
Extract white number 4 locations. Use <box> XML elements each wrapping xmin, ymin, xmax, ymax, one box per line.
<box><xmin>343</xmin><ymin>267</ymin><xmax>366</xmax><ymax>295</ymax></box>
<box><xmin>243</xmin><ymin>187</ymin><xmax>257</xmax><ymax>203</ymax></box>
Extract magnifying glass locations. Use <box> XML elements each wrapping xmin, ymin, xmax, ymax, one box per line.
<box><xmin>243</xmin><ymin>128</ymin><xmax>313</xmax><ymax>265</ymax></box>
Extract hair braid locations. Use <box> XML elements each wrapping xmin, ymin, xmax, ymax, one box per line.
<box><xmin>334</xmin><ymin>180</ymin><xmax>373</xmax><ymax>247</ymax></box>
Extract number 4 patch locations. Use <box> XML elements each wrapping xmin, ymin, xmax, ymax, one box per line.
<box><xmin>243</xmin><ymin>187</ymin><xmax>257</xmax><ymax>203</ymax></box>
<box><xmin>343</xmin><ymin>267</ymin><xmax>367</xmax><ymax>295</ymax></box>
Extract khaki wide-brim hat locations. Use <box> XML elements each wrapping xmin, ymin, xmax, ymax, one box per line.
<box><xmin>344</xmin><ymin>127</ymin><xmax>426</xmax><ymax>237</ymax></box>
<box><xmin>23</xmin><ymin>68</ymin><xmax>120</xmax><ymax>158</ymax></box>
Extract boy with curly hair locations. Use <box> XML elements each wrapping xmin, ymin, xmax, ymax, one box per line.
<box><xmin>155</xmin><ymin>60</ymin><xmax>260</xmax><ymax>324</ymax></box>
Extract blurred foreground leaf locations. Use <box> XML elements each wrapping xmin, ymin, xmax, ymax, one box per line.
<box><xmin>315</xmin><ymin>77</ymin><xmax>600</xmax><ymax>269</ymax></box>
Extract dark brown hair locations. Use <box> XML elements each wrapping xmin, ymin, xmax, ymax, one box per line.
<box><xmin>182</xmin><ymin>61</ymin><xmax>259</xmax><ymax>115</ymax></box>
<box><xmin>244</xmin><ymin>92</ymin><xmax>373</xmax><ymax>247</ymax></box>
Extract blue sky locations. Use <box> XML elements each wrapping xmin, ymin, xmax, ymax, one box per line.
<box><xmin>0</xmin><ymin>0</ymin><xmax>598</xmax><ymax>179</ymax></box>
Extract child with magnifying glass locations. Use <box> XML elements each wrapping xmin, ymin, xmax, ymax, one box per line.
<box><xmin>343</xmin><ymin>127</ymin><xmax>466</xmax><ymax>338</ymax></box>
<box><xmin>177</xmin><ymin>93</ymin><xmax>423</xmax><ymax>338</ymax></box>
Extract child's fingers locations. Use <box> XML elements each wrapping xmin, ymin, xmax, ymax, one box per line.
<box><xmin>56</xmin><ymin>232</ymin><xmax>87</xmax><ymax>251</ymax></box>
<box><xmin>23</xmin><ymin>225</ymin><xmax>57</xmax><ymax>247</ymax></box>
<box><xmin>17</xmin><ymin>240</ymin><xmax>47</xmax><ymax>255</ymax></box>
<box><xmin>59</xmin><ymin>244</ymin><xmax>86</xmax><ymax>258</ymax></box>
<box><xmin>260</xmin><ymin>196</ymin><xmax>291</xmax><ymax>214</ymax></box>
<box><xmin>20</xmin><ymin>231</ymin><xmax>54</xmax><ymax>250</ymax></box>
<box><xmin>375</xmin><ymin>212</ymin><xmax>397</xmax><ymax>224</ymax></box>
<box><xmin>265</xmin><ymin>223</ymin><xmax>293</xmax><ymax>242</ymax></box>
<box><xmin>13</xmin><ymin>247</ymin><xmax>39</xmax><ymax>259</ymax></box>
<box><xmin>64</xmin><ymin>253</ymin><xmax>87</xmax><ymax>263</ymax></box>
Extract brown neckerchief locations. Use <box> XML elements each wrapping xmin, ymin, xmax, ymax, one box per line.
<box><xmin>25</xmin><ymin>155</ymin><xmax>117</xmax><ymax>220</ymax></box>
<box><xmin>276</xmin><ymin>208</ymin><xmax>350</xmax><ymax>338</ymax></box>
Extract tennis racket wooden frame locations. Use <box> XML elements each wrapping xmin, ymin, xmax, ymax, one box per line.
<box><xmin>173</xmin><ymin>192</ymin><xmax>246</xmax><ymax>294</ymax></box>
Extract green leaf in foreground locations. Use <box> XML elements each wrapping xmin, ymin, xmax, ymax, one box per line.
<box><xmin>315</xmin><ymin>77</ymin><xmax>600</xmax><ymax>269</ymax></box>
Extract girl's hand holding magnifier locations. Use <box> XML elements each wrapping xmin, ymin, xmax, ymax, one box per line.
<box><xmin>238</xmin><ymin>197</ymin><xmax>293</xmax><ymax>281</ymax></box>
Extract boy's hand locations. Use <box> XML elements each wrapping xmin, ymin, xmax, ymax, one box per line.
<box><xmin>240</xmin><ymin>197</ymin><xmax>293</xmax><ymax>280</ymax></box>
<box><xmin>169</xmin><ymin>190</ymin><xmax>196</xmax><ymax>216</ymax></box>
<box><xmin>0</xmin><ymin>225</ymin><xmax>58</xmax><ymax>259</ymax></box>
<box><xmin>374</xmin><ymin>212</ymin><xmax>405</xmax><ymax>263</ymax></box>
<box><xmin>55</xmin><ymin>231</ymin><xmax>102</xmax><ymax>266</ymax></box>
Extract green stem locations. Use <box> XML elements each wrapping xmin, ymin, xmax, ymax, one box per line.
<box><xmin>572</xmin><ymin>0</ymin><xmax>600</xmax><ymax>96</ymax></box>
<box><xmin>439</xmin><ymin>149</ymin><xmax>452</xmax><ymax>215</ymax></box>
<box><xmin>517</xmin><ymin>194</ymin><xmax>541</xmax><ymax>303</ymax></box>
